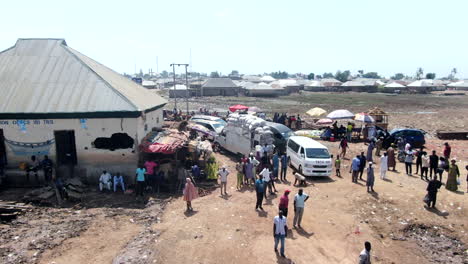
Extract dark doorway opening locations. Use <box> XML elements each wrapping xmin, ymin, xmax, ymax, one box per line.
<box><xmin>0</xmin><ymin>129</ymin><xmax>7</xmax><ymax>166</ymax></box>
<box><xmin>54</xmin><ymin>130</ymin><xmax>77</xmax><ymax>166</ymax></box>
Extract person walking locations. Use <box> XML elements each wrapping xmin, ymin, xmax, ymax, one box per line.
<box><xmin>437</xmin><ymin>157</ymin><xmax>447</xmax><ymax>182</ymax></box>
<box><xmin>273</xmin><ymin>210</ymin><xmax>288</xmax><ymax>258</ymax></box>
<box><xmin>367</xmin><ymin>140</ymin><xmax>375</xmax><ymax>162</ymax></box>
<box><xmin>443</xmin><ymin>142</ymin><xmax>451</xmax><ymax>161</ymax></box>
<box><xmin>429</xmin><ymin>150</ymin><xmax>439</xmax><ymax>179</ymax></box>
<box><xmin>358</xmin><ymin>152</ymin><xmax>366</xmax><ymax>180</ymax></box>
<box><xmin>260</xmin><ymin>166</ymin><xmax>274</xmax><ymax>197</ymax></box>
<box><xmin>236</xmin><ymin>161</ymin><xmax>244</xmax><ymax>191</ymax></box>
<box><xmin>135</xmin><ymin>166</ymin><xmax>146</xmax><ymax>198</ymax></box>
<box><xmin>255</xmin><ymin>174</ymin><xmax>265</xmax><ymax>210</ymax></box>
<box><xmin>375</xmin><ymin>138</ymin><xmax>383</xmax><ymax>157</ymax></box>
<box><xmin>350</xmin><ymin>155</ymin><xmax>361</xmax><ymax>183</ymax></box>
<box><xmin>339</xmin><ymin>138</ymin><xmax>348</xmax><ymax>159</ymax></box>
<box><xmin>280</xmin><ymin>153</ymin><xmax>288</xmax><ymax>181</ymax></box>
<box><xmin>387</xmin><ymin>144</ymin><xmax>396</xmax><ymax>171</ymax></box>
<box><xmin>358</xmin><ymin>241</ymin><xmax>372</xmax><ymax>264</ymax></box>
<box><xmin>278</xmin><ymin>190</ymin><xmax>290</xmax><ymax>217</ymax></box>
<box><xmin>421</xmin><ymin>152</ymin><xmax>430</xmax><ymax>180</ymax></box>
<box><xmin>183</xmin><ymin>178</ymin><xmax>198</xmax><ymax>211</ymax></box>
<box><xmin>446</xmin><ymin>159</ymin><xmax>460</xmax><ymax>192</ymax></box>
<box><xmin>380</xmin><ymin>152</ymin><xmax>388</xmax><ymax>180</ymax></box>
<box><xmin>217</xmin><ymin>166</ymin><xmax>229</xmax><ymax>196</ymax></box>
<box><xmin>367</xmin><ymin>162</ymin><xmax>375</xmax><ymax>192</ymax></box>
<box><xmin>272</xmin><ymin>152</ymin><xmax>280</xmax><ymax>181</ymax></box>
<box><xmin>404</xmin><ymin>149</ymin><xmax>414</xmax><ymax>176</ymax></box>
<box><xmin>415</xmin><ymin>148</ymin><xmax>423</xmax><ymax>176</ymax></box>
<box><xmin>335</xmin><ymin>154</ymin><xmax>341</xmax><ymax>177</ymax></box>
<box><xmin>426</xmin><ymin>177</ymin><xmax>442</xmax><ymax>208</ymax></box>
<box><xmin>293</xmin><ymin>189</ymin><xmax>309</xmax><ymax>228</ymax></box>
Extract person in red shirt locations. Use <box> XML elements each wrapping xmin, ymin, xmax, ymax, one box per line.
<box><xmin>278</xmin><ymin>190</ymin><xmax>290</xmax><ymax>217</ymax></box>
<box><xmin>443</xmin><ymin>142</ymin><xmax>451</xmax><ymax>161</ymax></box>
<box><xmin>339</xmin><ymin>138</ymin><xmax>348</xmax><ymax>159</ymax></box>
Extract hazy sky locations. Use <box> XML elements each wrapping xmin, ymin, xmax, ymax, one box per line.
<box><xmin>1</xmin><ymin>0</ymin><xmax>467</xmax><ymax>78</ymax></box>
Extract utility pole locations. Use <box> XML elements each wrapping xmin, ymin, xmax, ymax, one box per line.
<box><xmin>170</xmin><ymin>63</ymin><xmax>190</xmax><ymax>115</ymax></box>
<box><xmin>170</xmin><ymin>63</ymin><xmax>177</xmax><ymax>109</ymax></box>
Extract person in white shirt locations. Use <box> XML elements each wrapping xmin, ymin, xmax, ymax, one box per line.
<box><xmin>405</xmin><ymin>149</ymin><xmax>414</xmax><ymax>176</ymax></box>
<box><xmin>273</xmin><ymin>210</ymin><xmax>288</xmax><ymax>258</ymax></box>
<box><xmin>113</xmin><ymin>173</ymin><xmax>125</xmax><ymax>192</ymax></box>
<box><xmin>380</xmin><ymin>152</ymin><xmax>388</xmax><ymax>180</ymax></box>
<box><xmin>217</xmin><ymin>166</ymin><xmax>229</xmax><ymax>196</ymax></box>
<box><xmin>293</xmin><ymin>189</ymin><xmax>309</xmax><ymax>228</ymax></box>
<box><xmin>358</xmin><ymin>241</ymin><xmax>372</xmax><ymax>264</ymax></box>
<box><xmin>99</xmin><ymin>170</ymin><xmax>112</xmax><ymax>191</ymax></box>
<box><xmin>260</xmin><ymin>167</ymin><xmax>272</xmax><ymax>198</ymax></box>
<box><xmin>421</xmin><ymin>151</ymin><xmax>430</xmax><ymax>181</ymax></box>
<box><xmin>405</xmin><ymin>142</ymin><xmax>411</xmax><ymax>152</ymax></box>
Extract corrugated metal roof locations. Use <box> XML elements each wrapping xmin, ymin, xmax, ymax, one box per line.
<box><xmin>0</xmin><ymin>38</ymin><xmax>166</xmax><ymax>115</ymax></box>
<box><xmin>202</xmin><ymin>78</ymin><xmax>237</xmax><ymax>88</ymax></box>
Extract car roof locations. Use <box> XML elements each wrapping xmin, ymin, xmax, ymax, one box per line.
<box><xmin>192</xmin><ymin>115</ymin><xmax>223</xmax><ymax>120</ymax></box>
<box><xmin>289</xmin><ymin>136</ymin><xmax>327</xmax><ymax>149</ymax></box>
<box><xmin>191</xmin><ymin>119</ymin><xmax>223</xmax><ymax>126</ymax></box>
<box><xmin>390</xmin><ymin>128</ymin><xmax>424</xmax><ymax>134</ymax></box>
<box><xmin>265</xmin><ymin>121</ymin><xmax>292</xmax><ymax>133</ymax></box>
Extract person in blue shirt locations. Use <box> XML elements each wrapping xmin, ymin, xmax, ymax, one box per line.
<box><xmin>350</xmin><ymin>155</ymin><xmax>361</xmax><ymax>183</ymax></box>
<box><xmin>280</xmin><ymin>153</ymin><xmax>288</xmax><ymax>181</ymax></box>
<box><xmin>272</xmin><ymin>152</ymin><xmax>280</xmax><ymax>180</ymax></box>
<box><xmin>255</xmin><ymin>174</ymin><xmax>265</xmax><ymax>210</ymax></box>
<box><xmin>135</xmin><ymin>165</ymin><xmax>146</xmax><ymax>198</ymax></box>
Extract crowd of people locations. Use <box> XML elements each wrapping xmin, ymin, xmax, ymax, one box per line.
<box><xmin>272</xmin><ymin>112</ymin><xmax>303</xmax><ymax>130</ymax></box>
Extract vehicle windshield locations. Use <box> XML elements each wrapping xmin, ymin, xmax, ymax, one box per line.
<box><xmin>305</xmin><ymin>148</ymin><xmax>330</xmax><ymax>159</ymax></box>
<box><xmin>281</xmin><ymin>131</ymin><xmax>294</xmax><ymax>139</ymax></box>
<box><xmin>212</xmin><ymin>123</ymin><xmax>224</xmax><ymax>129</ymax></box>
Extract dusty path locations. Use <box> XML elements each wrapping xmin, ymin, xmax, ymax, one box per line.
<box><xmin>154</xmin><ymin>140</ymin><xmax>467</xmax><ymax>264</ymax></box>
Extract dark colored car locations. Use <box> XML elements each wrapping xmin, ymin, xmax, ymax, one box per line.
<box><xmin>265</xmin><ymin>122</ymin><xmax>294</xmax><ymax>153</ymax></box>
<box><xmin>383</xmin><ymin>128</ymin><xmax>426</xmax><ymax>149</ymax></box>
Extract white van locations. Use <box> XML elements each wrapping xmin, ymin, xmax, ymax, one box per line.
<box><xmin>287</xmin><ymin>136</ymin><xmax>332</xmax><ymax>177</ymax></box>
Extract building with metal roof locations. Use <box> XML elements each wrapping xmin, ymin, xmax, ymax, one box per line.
<box><xmin>201</xmin><ymin>78</ymin><xmax>239</xmax><ymax>96</ymax></box>
<box><xmin>0</xmin><ymin>38</ymin><xmax>167</xmax><ymax>183</ymax></box>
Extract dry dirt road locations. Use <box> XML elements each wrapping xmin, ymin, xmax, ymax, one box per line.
<box><xmin>153</xmin><ymin>139</ymin><xmax>467</xmax><ymax>264</ymax></box>
<box><xmin>1</xmin><ymin>139</ymin><xmax>466</xmax><ymax>264</ymax></box>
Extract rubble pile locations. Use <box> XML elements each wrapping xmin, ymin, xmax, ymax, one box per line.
<box><xmin>22</xmin><ymin>178</ymin><xmax>86</xmax><ymax>205</ymax></box>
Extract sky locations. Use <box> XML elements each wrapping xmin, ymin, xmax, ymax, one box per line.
<box><xmin>1</xmin><ymin>0</ymin><xmax>467</xmax><ymax>79</ymax></box>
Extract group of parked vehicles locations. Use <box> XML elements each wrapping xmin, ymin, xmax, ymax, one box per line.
<box><xmin>188</xmin><ymin>114</ymin><xmax>426</xmax><ymax>178</ymax></box>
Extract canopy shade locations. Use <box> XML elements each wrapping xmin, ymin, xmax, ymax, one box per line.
<box><xmin>315</xmin><ymin>118</ymin><xmax>333</xmax><ymax>125</ymax></box>
<box><xmin>326</xmin><ymin>109</ymin><xmax>355</xmax><ymax>120</ymax></box>
<box><xmin>306</xmin><ymin>107</ymin><xmax>327</xmax><ymax>117</ymax></box>
<box><xmin>355</xmin><ymin>112</ymin><xmax>375</xmax><ymax>123</ymax></box>
<box><xmin>229</xmin><ymin>104</ymin><xmax>249</xmax><ymax>112</ymax></box>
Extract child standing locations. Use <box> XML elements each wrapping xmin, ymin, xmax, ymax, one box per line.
<box><xmin>335</xmin><ymin>155</ymin><xmax>341</xmax><ymax>177</ymax></box>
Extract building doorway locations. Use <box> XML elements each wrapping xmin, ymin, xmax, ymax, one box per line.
<box><xmin>54</xmin><ymin>130</ymin><xmax>77</xmax><ymax>166</ymax></box>
<box><xmin>0</xmin><ymin>129</ymin><xmax>7</xmax><ymax>167</ymax></box>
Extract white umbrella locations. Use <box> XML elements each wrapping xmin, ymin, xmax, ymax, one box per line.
<box><xmin>354</xmin><ymin>113</ymin><xmax>375</xmax><ymax>123</ymax></box>
<box><xmin>326</xmin><ymin>109</ymin><xmax>355</xmax><ymax>120</ymax></box>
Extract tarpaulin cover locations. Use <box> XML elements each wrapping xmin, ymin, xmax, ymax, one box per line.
<box><xmin>140</xmin><ymin>129</ymin><xmax>188</xmax><ymax>154</ymax></box>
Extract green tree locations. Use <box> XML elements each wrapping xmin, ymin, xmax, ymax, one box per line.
<box><xmin>335</xmin><ymin>70</ymin><xmax>351</xmax><ymax>82</ymax></box>
<box><xmin>425</xmin><ymin>73</ymin><xmax>436</xmax><ymax>79</ymax></box>
<box><xmin>271</xmin><ymin>71</ymin><xmax>289</xmax><ymax>79</ymax></box>
<box><xmin>210</xmin><ymin>71</ymin><xmax>220</xmax><ymax>78</ymax></box>
<box><xmin>361</xmin><ymin>72</ymin><xmax>381</xmax><ymax>79</ymax></box>
<box><xmin>161</xmin><ymin>70</ymin><xmax>169</xmax><ymax>78</ymax></box>
<box><xmin>416</xmin><ymin>67</ymin><xmax>424</xmax><ymax>80</ymax></box>
<box><xmin>390</xmin><ymin>73</ymin><xmax>405</xmax><ymax>80</ymax></box>
<box><xmin>316</xmin><ymin>75</ymin><xmax>322</xmax><ymax>79</ymax></box>
<box><xmin>307</xmin><ymin>73</ymin><xmax>315</xmax><ymax>80</ymax></box>
<box><xmin>450</xmin><ymin>67</ymin><xmax>457</xmax><ymax>80</ymax></box>
<box><xmin>357</xmin><ymin>70</ymin><xmax>364</xmax><ymax>77</ymax></box>
<box><xmin>322</xmin><ymin>72</ymin><xmax>334</xmax><ymax>78</ymax></box>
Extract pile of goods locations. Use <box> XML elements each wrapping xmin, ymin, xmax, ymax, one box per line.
<box><xmin>225</xmin><ymin>113</ymin><xmax>275</xmax><ymax>147</ymax></box>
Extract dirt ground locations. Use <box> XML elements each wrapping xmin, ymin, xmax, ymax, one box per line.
<box><xmin>1</xmin><ymin>92</ymin><xmax>467</xmax><ymax>264</ymax></box>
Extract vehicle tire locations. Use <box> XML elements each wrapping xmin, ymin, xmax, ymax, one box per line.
<box><xmin>298</xmin><ymin>165</ymin><xmax>303</xmax><ymax>175</ymax></box>
<box><xmin>288</xmin><ymin>157</ymin><xmax>294</xmax><ymax>169</ymax></box>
